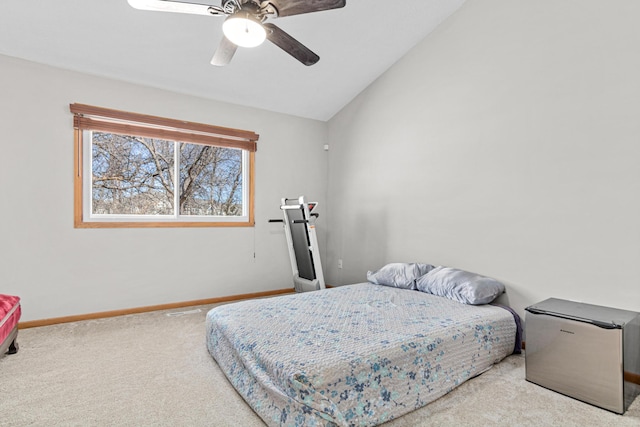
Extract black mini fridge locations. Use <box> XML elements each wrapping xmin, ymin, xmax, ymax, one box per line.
<box><xmin>525</xmin><ymin>298</ymin><xmax>640</xmax><ymax>414</ymax></box>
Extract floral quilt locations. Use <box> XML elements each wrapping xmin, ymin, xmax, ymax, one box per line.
<box><xmin>206</xmin><ymin>283</ymin><xmax>518</xmax><ymax>426</ymax></box>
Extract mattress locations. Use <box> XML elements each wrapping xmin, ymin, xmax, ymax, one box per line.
<box><xmin>206</xmin><ymin>283</ymin><xmax>518</xmax><ymax>426</ymax></box>
<box><xmin>0</xmin><ymin>294</ymin><xmax>21</xmax><ymax>349</ymax></box>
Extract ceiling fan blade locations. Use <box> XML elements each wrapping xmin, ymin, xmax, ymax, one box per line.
<box><xmin>264</xmin><ymin>23</ymin><xmax>319</xmax><ymax>66</ymax></box>
<box><xmin>127</xmin><ymin>0</ymin><xmax>225</xmax><ymax>16</ymax></box>
<box><xmin>267</xmin><ymin>0</ymin><xmax>346</xmax><ymax>17</ymax></box>
<box><xmin>210</xmin><ymin>36</ymin><xmax>238</xmax><ymax>66</ymax></box>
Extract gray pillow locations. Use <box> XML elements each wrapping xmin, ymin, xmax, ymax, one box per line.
<box><xmin>415</xmin><ymin>266</ymin><xmax>505</xmax><ymax>305</ymax></box>
<box><xmin>367</xmin><ymin>263</ymin><xmax>435</xmax><ymax>290</ymax></box>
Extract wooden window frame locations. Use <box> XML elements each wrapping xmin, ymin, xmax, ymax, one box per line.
<box><xmin>71</xmin><ymin>103</ymin><xmax>258</xmax><ymax>228</ymax></box>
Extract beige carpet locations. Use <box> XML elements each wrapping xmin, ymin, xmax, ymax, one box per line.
<box><xmin>1</xmin><ymin>304</ymin><xmax>639</xmax><ymax>427</ymax></box>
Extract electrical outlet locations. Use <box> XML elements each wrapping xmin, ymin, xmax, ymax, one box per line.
<box><xmin>338</xmin><ymin>259</ymin><xmax>343</xmax><ymax>269</ymax></box>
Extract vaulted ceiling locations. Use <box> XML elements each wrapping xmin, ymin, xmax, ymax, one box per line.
<box><xmin>0</xmin><ymin>0</ymin><xmax>466</xmax><ymax>120</ymax></box>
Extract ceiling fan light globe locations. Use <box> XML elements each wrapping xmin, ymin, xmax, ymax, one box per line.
<box><xmin>222</xmin><ymin>14</ymin><xmax>266</xmax><ymax>48</ymax></box>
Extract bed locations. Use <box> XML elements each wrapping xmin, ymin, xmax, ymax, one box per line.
<box><xmin>206</xmin><ymin>268</ymin><xmax>521</xmax><ymax>427</ymax></box>
<box><xmin>0</xmin><ymin>294</ymin><xmax>21</xmax><ymax>357</ymax></box>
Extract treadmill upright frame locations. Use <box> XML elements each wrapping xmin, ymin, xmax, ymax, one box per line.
<box><xmin>278</xmin><ymin>196</ymin><xmax>325</xmax><ymax>292</ymax></box>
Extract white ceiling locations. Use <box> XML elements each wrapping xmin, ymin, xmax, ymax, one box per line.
<box><xmin>0</xmin><ymin>0</ymin><xmax>465</xmax><ymax>121</ymax></box>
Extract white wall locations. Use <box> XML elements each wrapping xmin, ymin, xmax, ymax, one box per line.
<box><xmin>326</xmin><ymin>0</ymin><xmax>640</xmax><ymax>319</ymax></box>
<box><xmin>0</xmin><ymin>55</ymin><xmax>328</xmax><ymax>321</ymax></box>
<box><xmin>5</xmin><ymin>0</ymin><xmax>640</xmax><ymax>323</ymax></box>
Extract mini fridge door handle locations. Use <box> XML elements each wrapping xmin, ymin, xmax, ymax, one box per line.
<box><xmin>525</xmin><ymin>309</ymin><xmax>620</xmax><ymax>329</ymax></box>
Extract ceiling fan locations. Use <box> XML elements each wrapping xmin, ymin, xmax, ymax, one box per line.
<box><xmin>127</xmin><ymin>0</ymin><xmax>346</xmax><ymax>66</ymax></box>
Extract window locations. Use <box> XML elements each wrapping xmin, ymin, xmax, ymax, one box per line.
<box><xmin>71</xmin><ymin>104</ymin><xmax>258</xmax><ymax>228</ymax></box>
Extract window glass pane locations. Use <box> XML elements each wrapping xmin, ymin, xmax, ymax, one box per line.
<box><xmin>91</xmin><ymin>132</ymin><xmax>175</xmax><ymax>215</ymax></box>
<box><xmin>179</xmin><ymin>143</ymin><xmax>243</xmax><ymax>216</ymax></box>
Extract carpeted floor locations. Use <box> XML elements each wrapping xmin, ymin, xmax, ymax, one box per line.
<box><xmin>1</xmin><ymin>304</ymin><xmax>639</xmax><ymax>426</ymax></box>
